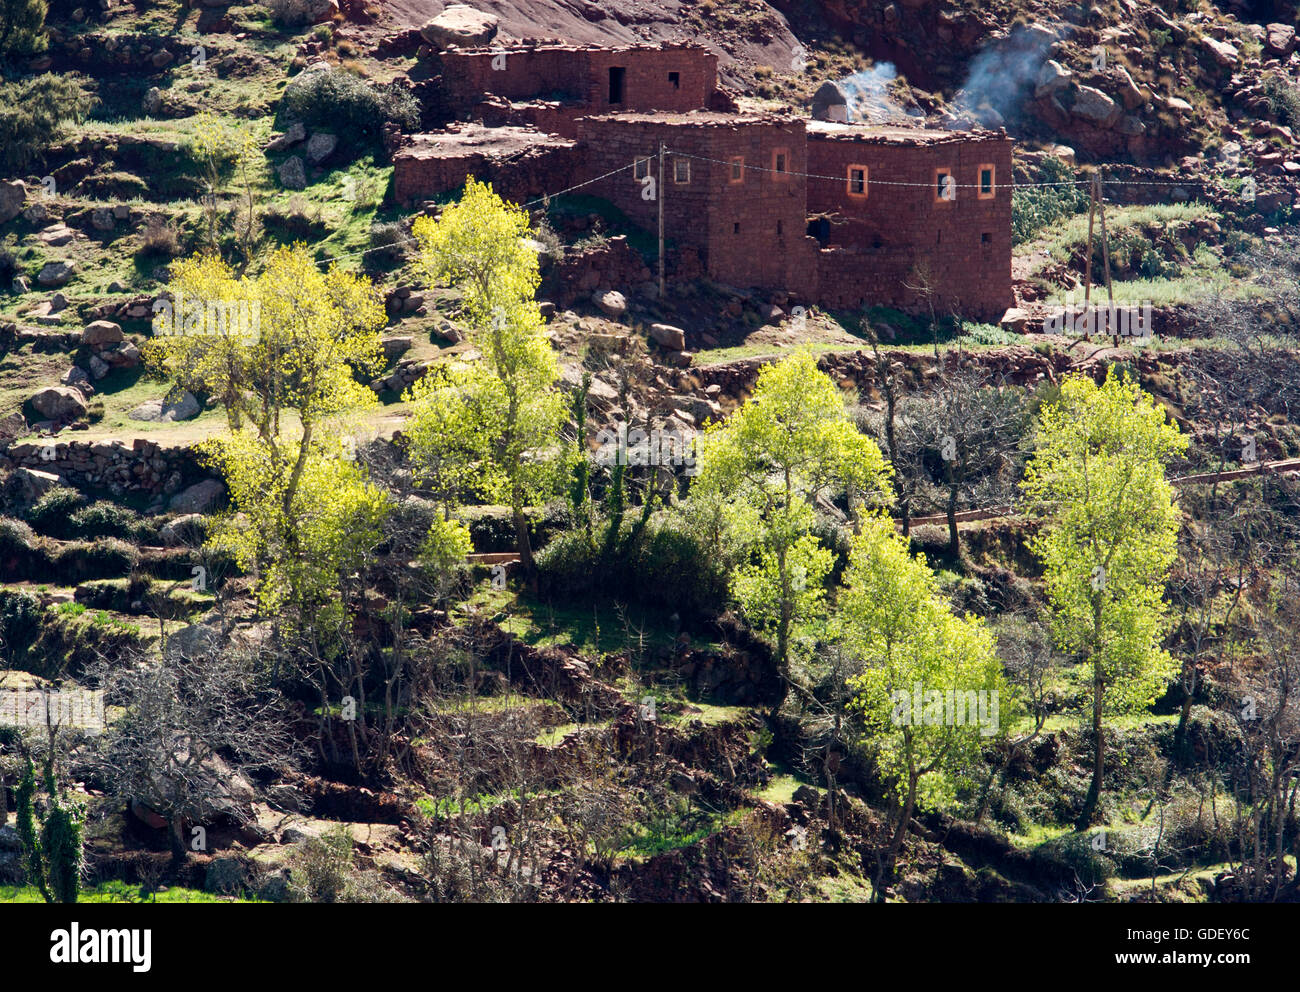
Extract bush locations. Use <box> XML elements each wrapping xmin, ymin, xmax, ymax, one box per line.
<box><xmin>137</xmin><ymin>215</ymin><xmax>182</xmax><ymax>257</ymax></box>
<box><xmin>537</xmin><ymin>517</ymin><xmax>728</xmax><ymax>617</ymax></box>
<box><xmin>1263</xmin><ymin>75</ymin><xmax>1300</xmax><ymax>132</ymax></box>
<box><xmin>277</xmin><ymin>66</ymin><xmax>419</xmax><ymax>147</ymax></box>
<box><xmin>0</xmin><ymin>0</ymin><xmax>47</xmax><ymax>58</ymax></box>
<box><xmin>69</xmin><ymin>501</ymin><xmax>142</xmax><ymax>540</ymax></box>
<box><xmin>0</xmin><ymin>589</ymin><xmax>42</xmax><ymax>665</ymax></box>
<box><xmin>1011</xmin><ymin>156</ymin><xmax>1088</xmax><ymax>245</ymax></box>
<box><xmin>0</xmin><ymin>516</ymin><xmax>35</xmax><ymax>555</ymax></box>
<box><xmin>26</xmin><ymin>487</ymin><xmax>86</xmax><ymax>539</ymax></box>
<box><xmin>54</xmin><ymin>538</ymin><xmax>139</xmax><ymax>581</ymax></box>
<box><xmin>366</xmin><ymin>220</ymin><xmax>409</xmax><ymax>267</ymax></box>
<box><xmin>0</xmin><ymin>74</ymin><xmax>93</xmax><ymax>173</ymax></box>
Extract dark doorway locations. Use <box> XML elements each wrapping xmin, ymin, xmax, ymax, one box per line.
<box><xmin>608</xmin><ymin>67</ymin><xmax>626</xmax><ymax>104</ymax></box>
<box><xmin>808</xmin><ymin>217</ymin><xmax>830</xmax><ymax>245</ymax></box>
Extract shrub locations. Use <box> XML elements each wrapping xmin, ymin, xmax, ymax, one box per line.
<box><xmin>1011</xmin><ymin>156</ymin><xmax>1088</xmax><ymax>245</ymax></box>
<box><xmin>1263</xmin><ymin>75</ymin><xmax>1300</xmax><ymax>132</ymax></box>
<box><xmin>70</xmin><ymin>501</ymin><xmax>142</xmax><ymax>540</ymax></box>
<box><xmin>138</xmin><ymin>215</ymin><xmax>182</xmax><ymax>257</ymax></box>
<box><xmin>0</xmin><ymin>74</ymin><xmax>92</xmax><ymax>173</ymax></box>
<box><xmin>277</xmin><ymin>66</ymin><xmax>419</xmax><ymax>147</ymax></box>
<box><xmin>0</xmin><ymin>588</ymin><xmax>42</xmax><ymax>665</ymax></box>
<box><xmin>27</xmin><ymin>487</ymin><xmax>86</xmax><ymax>539</ymax></box>
<box><xmin>366</xmin><ymin>220</ymin><xmax>409</xmax><ymax>267</ymax></box>
<box><xmin>54</xmin><ymin>538</ymin><xmax>139</xmax><ymax>581</ymax></box>
<box><xmin>0</xmin><ymin>0</ymin><xmax>48</xmax><ymax>58</ymax></box>
<box><xmin>537</xmin><ymin>517</ymin><xmax>728</xmax><ymax>617</ymax></box>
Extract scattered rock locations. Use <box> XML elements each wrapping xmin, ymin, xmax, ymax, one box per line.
<box><xmin>1201</xmin><ymin>37</ymin><xmax>1238</xmax><ymax>67</ymax></box>
<box><xmin>1266</xmin><ymin>23</ymin><xmax>1296</xmax><ymax>58</ymax></box>
<box><xmin>649</xmin><ymin>323</ymin><xmax>687</xmax><ymax>350</ymax></box>
<box><xmin>999</xmin><ymin>308</ymin><xmax>1030</xmax><ymax>333</ymax></box>
<box><xmin>88</xmin><ymin>355</ymin><xmax>110</xmax><ymax>380</ymax></box>
<box><xmin>278</xmin><ymin>156</ymin><xmax>307</xmax><ymax>190</ymax></box>
<box><xmin>169</xmin><ymin>479</ymin><xmax>226</xmax><ymax>514</ymax></box>
<box><xmin>81</xmin><ymin>320</ymin><xmax>124</xmax><ymax>345</ymax></box>
<box><xmin>36</xmin><ymin>261</ymin><xmax>76</xmax><ymax>288</ymax></box>
<box><xmin>159</xmin><ymin>513</ymin><xmax>206</xmax><ymax>547</ymax></box>
<box><xmin>29</xmin><ymin>386</ymin><xmax>88</xmax><ymax>420</ymax></box>
<box><xmin>266</xmin><ymin>122</ymin><xmax>307</xmax><ymax>152</ymax></box>
<box><xmin>0</xmin><ymin>180</ymin><xmax>25</xmax><ymax>224</ymax></box>
<box><xmin>419</xmin><ymin>4</ymin><xmax>500</xmax><ymax>48</ymax></box>
<box><xmin>593</xmin><ymin>289</ymin><xmax>627</xmax><ymax>318</ymax></box>
<box><xmin>129</xmin><ymin>391</ymin><xmax>201</xmax><ymax>422</ymax></box>
<box><xmin>305</xmin><ymin>132</ymin><xmax>338</xmax><ymax>165</ymax></box>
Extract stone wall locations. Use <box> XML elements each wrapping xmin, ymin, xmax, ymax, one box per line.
<box><xmin>1</xmin><ymin>439</ymin><xmax>206</xmax><ymax>499</ymax></box>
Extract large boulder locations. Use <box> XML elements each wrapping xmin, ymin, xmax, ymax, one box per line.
<box><xmin>81</xmin><ymin>320</ymin><xmax>124</xmax><ymax>346</ymax></box>
<box><xmin>129</xmin><ymin>391</ymin><xmax>200</xmax><ymax>422</ymax></box>
<box><xmin>305</xmin><ymin>132</ymin><xmax>337</xmax><ymax>165</ymax></box>
<box><xmin>419</xmin><ymin>4</ymin><xmax>500</xmax><ymax>48</ymax></box>
<box><xmin>168</xmin><ymin>478</ymin><xmax>225</xmax><ymax>514</ymax></box>
<box><xmin>1071</xmin><ymin>86</ymin><xmax>1122</xmax><ymax>128</ymax></box>
<box><xmin>1201</xmin><ymin>37</ymin><xmax>1238</xmax><ymax>67</ymax></box>
<box><xmin>0</xmin><ymin>180</ymin><xmax>25</xmax><ymax>224</ymax></box>
<box><xmin>649</xmin><ymin>323</ymin><xmax>687</xmax><ymax>351</ymax></box>
<box><xmin>277</xmin><ymin>156</ymin><xmax>307</xmax><ymax>190</ymax></box>
<box><xmin>36</xmin><ymin>261</ymin><xmax>75</xmax><ymax>287</ymax></box>
<box><xmin>1266</xmin><ymin>23</ymin><xmax>1297</xmax><ymax>58</ymax></box>
<box><xmin>12</xmin><ymin>468</ymin><xmax>62</xmax><ymax>502</ymax></box>
<box><xmin>592</xmin><ymin>289</ymin><xmax>627</xmax><ymax>318</ymax></box>
<box><xmin>1034</xmin><ymin>60</ymin><xmax>1072</xmax><ymax>98</ymax></box>
<box><xmin>29</xmin><ymin>386</ymin><xmax>88</xmax><ymax>420</ymax></box>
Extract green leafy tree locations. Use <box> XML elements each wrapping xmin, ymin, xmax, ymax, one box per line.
<box><xmin>16</xmin><ymin>753</ymin><xmax>84</xmax><ymax>903</ymax></box>
<box><xmin>404</xmin><ymin>179</ymin><xmax>572</xmax><ymax>571</ymax></box>
<box><xmin>145</xmin><ymin>245</ymin><xmax>390</xmax><ymax>645</ymax></box>
<box><xmin>1021</xmin><ymin>368</ymin><xmax>1188</xmax><ymax>828</ymax></box>
<box><xmin>692</xmin><ymin>350</ymin><xmax>891</xmax><ymax>702</ymax></box>
<box><xmin>840</xmin><ymin>515</ymin><xmax>1006</xmax><ymax>881</ymax></box>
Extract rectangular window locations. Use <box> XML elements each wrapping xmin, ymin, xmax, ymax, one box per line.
<box><xmin>733</xmin><ymin>222</ymin><xmax>740</xmax><ymax>234</ymax></box>
<box><xmin>981</xmin><ymin>232</ymin><xmax>992</xmax><ymax>243</ymax></box>
<box><xmin>729</xmin><ymin>156</ymin><xmax>744</xmax><ymax>183</ymax></box>
<box><xmin>772</xmin><ymin>147</ymin><xmax>789</xmax><ymax>178</ymax></box>
<box><xmin>668</xmin><ymin>71</ymin><xmax>680</xmax><ymax>89</ymax></box>
<box><xmin>633</xmin><ymin>157</ymin><xmax>651</xmax><ymax>180</ymax></box>
<box><xmin>846</xmin><ymin>164</ymin><xmax>868</xmax><ymax>198</ymax></box>
<box><xmin>935</xmin><ymin>167</ymin><xmax>955</xmax><ymax>203</ymax></box>
<box><xmin>608</xmin><ymin>66</ymin><xmax>625</xmax><ymax>104</ymax></box>
<box><xmin>674</xmin><ymin>157</ymin><xmax>690</xmax><ymax>184</ymax></box>
<box><xmin>776</xmin><ymin>220</ymin><xmax>783</xmax><ymax>236</ymax></box>
<box><xmin>978</xmin><ymin>164</ymin><xmax>995</xmax><ymax>199</ymax></box>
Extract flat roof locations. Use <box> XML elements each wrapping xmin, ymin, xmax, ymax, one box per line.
<box><xmin>578</xmin><ymin>111</ymin><xmax>799</xmax><ymax>127</ymax></box>
<box><xmin>806</xmin><ymin>120</ymin><xmax>1008</xmax><ymax>144</ymax></box>
<box><xmin>394</xmin><ymin>125</ymin><xmax>575</xmax><ymax>160</ymax></box>
<box><xmin>443</xmin><ymin>41</ymin><xmax>712</xmax><ymax>55</ymax></box>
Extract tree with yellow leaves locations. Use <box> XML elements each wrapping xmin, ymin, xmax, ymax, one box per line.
<box><xmin>404</xmin><ymin>179</ymin><xmax>572</xmax><ymax>571</ymax></box>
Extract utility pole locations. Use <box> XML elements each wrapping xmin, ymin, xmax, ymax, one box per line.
<box><xmin>658</xmin><ymin>140</ymin><xmax>666</xmax><ymax>300</ymax></box>
<box><xmin>1082</xmin><ymin>172</ymin><xmax>1096</xmax><ymax>341</ymax></box>
<box><xmin>1096</xmin><ymin>168</ymin><xmax>1115</xmax><ymax>345</ymax></box>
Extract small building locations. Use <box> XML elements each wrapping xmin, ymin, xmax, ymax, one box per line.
<box><xmin>395</xmin><ymin>41</ymin><xmax>1014</xmax><ymax>320</ymax></box>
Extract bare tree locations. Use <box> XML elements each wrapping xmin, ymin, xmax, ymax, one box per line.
<box><xmin>89</xmin><ymin>646</ymin><xmax>300</xmax><ymax>865</ymax></box>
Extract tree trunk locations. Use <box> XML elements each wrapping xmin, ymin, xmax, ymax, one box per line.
<box><xmin>169</xmin><ymin>816</ymin><xmax>189</xmax><ymax>867</ymax></box>
<box><xmin>1076</xmin><ymin>657</ymin><xmax>1105</xmax><ymax>829</ymax></box>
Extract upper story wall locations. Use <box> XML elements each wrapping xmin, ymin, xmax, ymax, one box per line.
<box><xmin>439</xmin><ymin>43</ymin><xmax>720</xmax><ymax>118</ymax></box>
<box><xmin>806</xmin><ymin>125</ymin><xmax>1014</xmax><ymax>318</ymax></box>
<box><xmin>574</xmin><ymin>113</ymin><xmax>818</xmax><ymax>293</ymax></box>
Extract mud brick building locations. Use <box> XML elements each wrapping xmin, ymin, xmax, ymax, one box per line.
<box><xmin>397</xmin><ymin>41</ymin><xmax>1013</xmax><ymax>319</ymax></box>
<box><xmin>805</xmin><ymin>122</ymin><xmax>1013</xmax><ymax>316</ymax></box>
<box><xmin>436</xmin><ymin>42</ymin><xmax>732</xmax><ymax>137</ymax></box>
